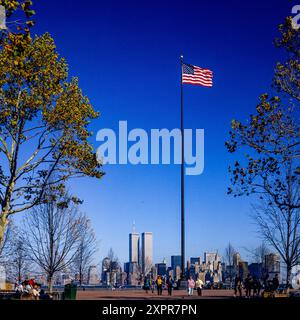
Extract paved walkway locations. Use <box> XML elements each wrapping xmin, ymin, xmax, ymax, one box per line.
<box><xmin>77</xmin><ymin>289</ymin><xmax>234</xmax><ymax>300</ymax></box>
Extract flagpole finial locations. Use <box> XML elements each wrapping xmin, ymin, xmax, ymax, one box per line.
<box><xmin>180</xmin><ymin>55</ymin><xmax>184</xmax><ymax>65</ymax></box>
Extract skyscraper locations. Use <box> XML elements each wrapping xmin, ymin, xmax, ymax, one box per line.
<box><xmin>204</xmin><ymin>252</ymin><xmax>220</xmax><ymax>264</ymax></box>
<box><xmin>155</xmin><ymin>262</ymin><xmax>167</xmax><ymax>276</ymax></box>
<box><xmin>129</xmin><ymin>232</ymin><xmax>140</xmax><ymax>263</ymax></box>
<box><xmin>171</xmin><ymin>255</ymin><xmax>181</xmax><ymax>272</ymax></box>
<box><xmin>233</xmin><ymin>252</ymin><xmax>241</xmax><ymax>267</ymax></box>
<box><xmin>88</xmin><ymin>265</ymin><xmax>99</xmax><ymax>285</ymax></box>
<box><xmin>141</xmin><ymin>232</ymin><xmax>153</xmax><ymax>274</ymax></box>
<box><xmin>265</xmin><ymin>253</ymin><xmax>280</xmax><ymax>278</ymax></box>
<box><xmin>190</xmin><ymin>257</ymin><xmax>201</xmax><ymax>265</ymax></box>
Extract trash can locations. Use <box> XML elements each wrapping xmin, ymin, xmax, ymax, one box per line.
<box><xmin>64</xmin><ymin>283</ymin><xmax>77</xmax><ymax>300</ymax></box>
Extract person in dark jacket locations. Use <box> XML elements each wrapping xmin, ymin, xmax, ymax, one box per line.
<box><xmin>263</xmin><ymin>273</ymin><xmax>269</xmax><ymax>289</ymax></box>
<box><xmin>257</xmin><ymin>279</ymin><xmax>262</xmax><ymax>297</ymax></box>
<box><xmin>143</xmin><ymin>277</ymin><xmax>150</xmax><ymax>294</ymax></box>
<box><xmin>252</xmin><ymin>277</ymin><xmax>262</xmax><ymax>297</ymax></box>
<box><xmin>244</xmin><ymin>274</ymin><xmax>253</xmax><ymax>298</ymax></box>
<box><xmin>234</xmin><ymin>275</ymin><xmax>242</xmax><ymax>297</ymax></box>
<box><xmin>39</xmin><ymin>289</ymin><xmax>53</xmax><ymax>300</ymax></box>
<box><xmin>272</xmin><ymin>274</ymin><xmax>279</xmax><ymax>291</ymax></box>
<box><xmin>166</xmin><ymin>276</ymin><xmax>174</xmax><ymax>296</ymax></box>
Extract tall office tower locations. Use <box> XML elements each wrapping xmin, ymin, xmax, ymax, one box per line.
<box><xmin>204</xmin><ymin>252</ymin><xmax>220</xmax><ymax>264</ymax></box>
<box><xmin>88</xmin><ymin>265</ymin><xmax>99</xmax><ymax>285</ymax></box>
<box><xmin>129</xmin><ymin>232</ymin><xmax>140</xmax><ymax>264</ymax></box>
<box><xmin>265</xmin><ymin>253</ymin><xmax>280</xmax><ymax>277</ymax></box>
<box><xmin>190</xmin><ymin>257</ymin><xmax>201</xmax><ymax>265</ymax></box>
<box><xmin>141</xmin><ymin>232</ymin><xmax>153</xmax><ymax>274</ymax></box>
<box><xmin>171</xmin><ymin>255</ymin><xmax>182</xmax><ymax>273</ymax></box>
<box><xmin>233</xmin><ymin>252</ymin><xmax>241</xmax><ymax>267</ymax></box>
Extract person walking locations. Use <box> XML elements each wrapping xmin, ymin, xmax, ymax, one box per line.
<box><xmin>257</xmin><ymin>279</ymin><xmax>262</xmax><ymax>297</ymax></box>
<box><xmin>195</xmin><ymin>277</ymin><xmax>204</xmax><ymax>296</ymax></box>
<box><xmin>166</xmin><ymin>276</ymin><xmax>174</xmax><ymax>296</ymax></box>
<box><xmin>234</xmin><ymin>275</ymin><xmax>242</xmax><ymax>298</ymax></box>
<box><xmin>263</xmin><ymin>273</ymin><xmax>269</xmax><ymax>289</ymax></box>
<box><xmin>144</xmin><ymin>277</ymin><xmax>150</xmax><ymax>294</ymax></box>
<box><xmin>252</xmin><ymin>276</ymin><xmax>262</xmax><ymax>297</ymax></box>
<box><xmin>252</xmin><ymin>276</ymin><xmax>258</xmax><ymax>297</ymax></box>
<box><xmin>244</xmin><ymin>274</ymin><xmax>253</xmax><ymax>298</ymax></box>
<box><xmin>272</xmin><ymin>274</ymin><xmax>279</xmax><ymax>292</ymax></box>
<box><xmin>156</xmin><ymin>276</ymin><xmax>163</xmax><ymax>296</ymax></box>
<box><xmin>150</xmin><ymin>278</ymin><xmax>155</xmax><ymax>294</ymax></box>
<box><xmin>187</xmin><ymin>276</ymin><xmax>195</xmax><ymax>296</ymax></box>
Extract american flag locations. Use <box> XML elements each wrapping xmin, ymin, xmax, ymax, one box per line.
<box><xmin>182</xmin><ymin>63</ymin><xmax>213</xmax><ymax>87</ymax></box>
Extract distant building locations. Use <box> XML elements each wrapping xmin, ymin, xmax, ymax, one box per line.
<box><xmin>190</xmin><ymin>257</ymin><xmax>201</xmax><ymax>265</ymax></box>
<box><xmin>124</xmin><ymin>262</ymin><xmax>130</xmax><ymax>274</ymax></box>
<box><xmin>55</xmin><ymin>272</ymin><xmax>72</xmax><ymax>286</ymax></box>
<box><xmin>220</xmin><ymin>262</ymin><xmax>226</xmax><ymax>282</ymax></box>
<box><xmin>88</xmin><ymin>266</ymin><xmax>99</xmax><ymax>285</ymax></box>
<box><xmin>204</xmin><ymin>252</ymin><xmax>214</xmax><ymax>264</ymax></box>
<box><xmin>204</xmin><ymin>252</ymin><xmax>220</xmax><ymax>272</ymax></box>
<box><xmin>204</xmin><ymin>252</ymin><xmax>220</xmax><ymax>264</ymax></box>
<box><xmin>186</xmin><ymin>260</ymin><xmax>191</xmax><ymax>274</ymax></box>
<box><xmin>124</xmin><ymin>261</ymin><xmax>140</xmax><ymax>274</ymax></box>
<box><xmin>188</xmin><ymin>257</ymin><xmax>201</xmax><ymax>278</ymax></box>
<box><xmin>225</xmin><ymin>265</ymin><xmax>236</xmax><ymax>282</ymax></box>
<box><xmin>248</xmin><ymin>263</ymin><xmax>263</xmax><ymax>280</ymax></box>
<box><xmin>167</xmin><ymin>268</ymin><xmax>173</xmax><ymax>279</ymax></box>
<box><xmin>101</xmin><ymin>257</ymin><xmax>121</xmax><ymax>286</ymax></box>
<box><xmin>141</xmin><ymin>232</ymin><xmax>153</xmax><ymax>274</ymax></box>
<box><xmin>238</xmin><ymin>261</ymin><xmax>249</xmax><ymax>280</ymax></box>
<box><xmin>171</xmin><ymin>256</ymin><xmax>181</xmax><ymax>274</ymax></box>
<box><xmin>198</xmin><ymin>271</ymin><xmax>206</xmax><ymax>283</ymax></box>
<box><xmin>127</xmin><ymin>272</ymin><xmax>140</xmax><ymax>286</ymax></box>
<box><xmin>189</xmin><ymin>265</ymin><xmax>195</xmax><ymax>277</ymax></box>
<box><xmin>233</xmin><ymin>253</ymin><xmax>241</xmax><ymax>267</ymax></box>
<box><xmin>175</xmin><ymin>266</ymin><xmax>181</xmax><ymax>281</ymax></box>
<box><xmin>117</xmin><ymin>272</ymin><xmax>127</xmax><ymax>286</ymax></box>
<box><xmin>102</xmin><ymin>257</ymin><xmax>111</xmax><ymax>271</ymax></box>
<box><xmin>265</xmin><ymin>253</ymin><xmax>280</xmax><ymax>279</ymax></box>
<box><xmin>151</xmin><ymin>265</ymin><xmax>157</xmax><ymax>280</ymax></box>
<box><xmin>125</xmin><ymin>261</ymin><xmax>142</xmax><ymax>286</ymax></box>
<box><xmin>129</xmin><ymin>233</ymin><xmax>140</xmax><ymax>264</ymax></box>
<box><xmin>155</xmin><ymin>263</ymin><xmax>167</xmax><ymax>276</ymax></box>
<box><xmin>101</xmin><ymin>257</ymin><xmax>111</xmax><ymax>283</ymax></box>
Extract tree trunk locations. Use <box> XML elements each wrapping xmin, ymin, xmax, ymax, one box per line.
<box><xmin>18</xmin><ymin>266</ymin><xmax>22</xmax><ymax>283</ymax></box>
<box><xmin>286</xmin><ymin>264</ymin><xmax>292</xmax><ymax>287</ymax></box>
<box><xmin>0</xmin><ymin>214</ymin><xmax>8</xmax><ymax>249</ymax></box>
<box><xmin>48</xmin><ymin>275</ymin><xmax>54</xmax><ymax>293</ymax></box>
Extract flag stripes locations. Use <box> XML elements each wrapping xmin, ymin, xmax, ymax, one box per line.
<box><xmin>182</xmin><ymin>63</ymin><xmax>213</xmax><ymax>87</ymax></box>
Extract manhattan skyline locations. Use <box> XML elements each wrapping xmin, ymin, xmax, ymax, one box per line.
<box><xmin>13</xmin><ymin>0</ymin><xmax>294</xmax><ymax>265</ymax></box>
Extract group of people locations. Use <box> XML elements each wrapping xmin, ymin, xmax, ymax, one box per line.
<box><xmin>14</xmin><ymin>279</ymin><xmax>52</xmax><ymax>300</ymax></box>
<box><xmin>143</xmin><ymin>273</ymin><xmax>281</xmax><ymax>298</ymax></box>
<box><xmin>187</xmin><ymin>275</ymin><xmax>204</xmax><ymax>296</ymax></box>
<box><xmin>143</xmin><ymin>275</ymin><xmax>176</xmax><ymax>296</ymax></box>
<box><xmin>234</xmin><ymin>273</ymin><xmax>280</xmax><ymax>298</ymax></box>
<box><xmin>143</xmin><ymin>275</ymin><xmax>204</xmax><ymax>297</ymax></box>
<box><xmin>143</xmin><ymin>276</ymin><xmax>163</xmax><ymax>295</ymax></box>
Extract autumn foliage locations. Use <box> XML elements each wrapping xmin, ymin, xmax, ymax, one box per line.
<box><xmin>0</xmin><ymin>1</ymin><xmax>103</xmax><ymax>246</ymax></box>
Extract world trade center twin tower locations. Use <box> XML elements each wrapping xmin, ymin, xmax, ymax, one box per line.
<box><xmin>129</xmin><ymin>231</ymin><xmax>153</xmax><ymax>274</ymax></box>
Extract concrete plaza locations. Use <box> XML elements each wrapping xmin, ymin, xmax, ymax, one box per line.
<box><xmin>77</xmin><ymin>289</ymin><xmax>234</xmax><ymax>300</ymax></box>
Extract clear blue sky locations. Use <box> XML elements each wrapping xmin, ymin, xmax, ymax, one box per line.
<box><xmin>27</xmin><ymin>0</ymin><xmax>295</xmax><ymax>266</ymax></box>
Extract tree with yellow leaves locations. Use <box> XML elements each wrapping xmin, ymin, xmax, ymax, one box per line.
<box><xmin>0</xmin><ymin>1</ymin><xmax>104</xmax><ymax>247</ymax></box>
